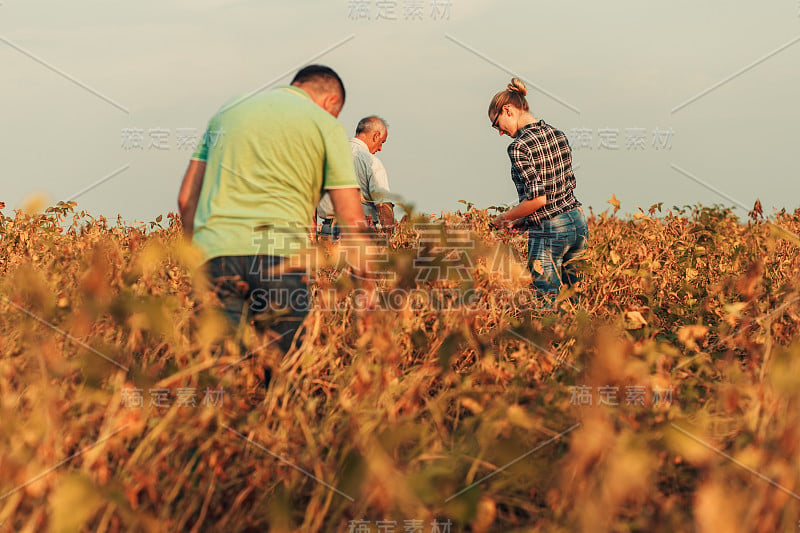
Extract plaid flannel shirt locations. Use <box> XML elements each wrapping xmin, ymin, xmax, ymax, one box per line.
<box><xmin>508</xmin><ymin>120</ymin><xmax>580</xmax><ymax>227</ymax></box>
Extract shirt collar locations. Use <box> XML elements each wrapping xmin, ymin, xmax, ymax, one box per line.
<box><xmin>514</xmin><ymin>120</ymin><xmax>542</xmax><ymax>138</ymax></box>
<box><xmin>351</xmin><ymin>137</ymin><xmax>369</xmax><ymax>150</ymax></box>
<box><xmin>278</xmin><ymin>85</ymin><xmax>312</xmax><ymax>101</ymax></box>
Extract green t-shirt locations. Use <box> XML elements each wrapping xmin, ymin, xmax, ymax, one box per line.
<box><xmin>191</xmin><ymin>86</ymin><xmax>358</xmax><ymax>260</ymax></box>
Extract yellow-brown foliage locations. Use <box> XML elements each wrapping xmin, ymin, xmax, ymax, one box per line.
<box><xmin>1</xmin><ymin>201</ymin><xmax>799</xmax><ymax>532</ymax></box>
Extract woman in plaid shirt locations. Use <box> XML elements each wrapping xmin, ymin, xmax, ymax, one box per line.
<box><xmin>488</xmin><ymin>78</ymin><xmax>588</xmax><ymax>297</ymax></box>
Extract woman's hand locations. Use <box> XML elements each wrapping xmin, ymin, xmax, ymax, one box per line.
<box><xmin>492</xmin><ymin>213</ymin><xmax>511</xmax><ymax>229</ymax></box>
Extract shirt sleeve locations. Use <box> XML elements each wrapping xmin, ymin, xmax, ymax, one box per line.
<box><xmin>191</xmin><ymin>113</ymin><xmax>224</xmax><ymax>162</ymax></box>
<box><xmin>508</xmin><ymin>141</ymin><xmax>544</xmax><ymax>199</ymax></box>
<box><xmin>191</xmin><ymin>128</ymin><xmax>209</xmax><ymax>162</ymax></box>
<box><xmin>322</xmin><ymin>123</ymin><xmax>359</xmax><ymax>190</ymax></box>
<box><xmin>316</xmin><ymin>192</ymin><xmax>334</xmax><ymax>219</ymax></box>
<box><xmin>367</xmin><ymin>156</ymin><xmax>392</xmax><ymax>203</ymax></box>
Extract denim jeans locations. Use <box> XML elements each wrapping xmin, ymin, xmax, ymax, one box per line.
<box><xmin>203</xmin><ymin>255</ymin><xmax>310</xmax><ymax>352</ymax></box>
<box><xmin>527</xmin><ymin>207</ymin><xmax>589</xmax><ymax>295</ymax></box>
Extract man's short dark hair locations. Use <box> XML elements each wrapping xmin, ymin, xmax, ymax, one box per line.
<box><xmin>291</xmin><ymin>65</ymin><xmax>346</xmax><ymax>104</ymax></box>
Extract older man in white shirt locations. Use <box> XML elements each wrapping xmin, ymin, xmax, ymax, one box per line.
<box><xmin>317</xmin><ymin>116</ymin><xmax>395</xmax><ymax>239</ymax></box>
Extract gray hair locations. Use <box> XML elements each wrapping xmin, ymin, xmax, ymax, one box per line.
<box><xmin>355</xmin><ymin>116</ymin><xmax>388</xmax><ymax>135</ymax></box>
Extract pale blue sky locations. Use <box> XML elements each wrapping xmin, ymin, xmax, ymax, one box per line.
<box><xmin>2</xmin><ymin>0</ymin><xmax>799</xmax><ymax>223</ymax></box>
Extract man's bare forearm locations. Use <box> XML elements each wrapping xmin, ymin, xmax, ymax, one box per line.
<box><xmin>329</xmin><ymin>187</ymin><xmax>374</xmax><ymax>276</ymax></box>
<box><xmin>177</xmin><ymin>159</ymin><xmax>206</xmax><ymax>238</ymax></box>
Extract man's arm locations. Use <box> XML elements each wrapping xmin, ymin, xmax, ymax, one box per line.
<box><xmin>376</xmin><ymin>202</ymin><xmax>395</xmax><ymax>231</ymax></box>
<box><xmin>329</xmin><ymin>187</ymin><xmax>373</xmax><ymax>276</ymax></box>
<box><xmin>329</xmin><ymin>186</ymin><xmax>368</xmax><ymax>230</ymax></box>
<box><xmin>361</xmin><ymin>155</ymin><xmax>395</xmax><ymax>230</ymax></box>
<box><xmin>177</xmin><ymin>159</ymin><xmax>206</xmax><ymax>238</ymax></box>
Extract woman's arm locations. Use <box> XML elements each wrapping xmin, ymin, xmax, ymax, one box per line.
<box><xmin>493</xmin><ymin>195</ymin><xmax>546</xmax><ymax>228</ymax></box>
<box><xmin>494</xmin><ymin>140</ymin><xmax>547</xmax><ymax>228</ymax></box>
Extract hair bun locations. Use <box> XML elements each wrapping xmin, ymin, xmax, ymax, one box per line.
<box><xmin>507</xmin><ymin>77</ymin><xmax>527</xmax><ymax>97</ymax></box>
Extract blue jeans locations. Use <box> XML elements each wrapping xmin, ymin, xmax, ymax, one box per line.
<box><xmin>527</xmin><ymin>207</ymin><xmax>588</xmax><ymax>295</ymax></box>
<box><xmin>203</xmin><ymin>255</ymin><xmax>309</xmax><ymax>352</ymax></box>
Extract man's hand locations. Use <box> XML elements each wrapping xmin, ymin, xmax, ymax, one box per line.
<box><xmin>376</xmin><ymin>203</ymin><xmax>395</xmax><ymax>232</ymax></box>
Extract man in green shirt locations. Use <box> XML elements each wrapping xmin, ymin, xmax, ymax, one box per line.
<box><xmin>178</xmin><ymin>65</ymin><xmax>368</xmax><ymax>353</ymax></box>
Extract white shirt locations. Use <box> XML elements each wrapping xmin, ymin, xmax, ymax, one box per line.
<box><xmin>317</xmin><ymin>137</ymin><xmax>392</xmax><ymax>220</ymax></box>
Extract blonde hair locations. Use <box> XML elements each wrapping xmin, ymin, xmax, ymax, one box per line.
<box><xmin>489</xmin><ymin>77</ymin><xmax>529</xmax><ymax>118</ymax></box>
